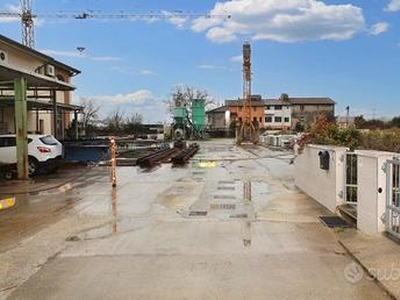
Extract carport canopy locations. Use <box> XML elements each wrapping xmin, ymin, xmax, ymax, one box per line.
<box><xmin>0</xmin><ymin>64</ymin><xmax>78</xmax><ymax>179</ymax></box>
<box><xmin>0</xmin><ymin>64</ymin><xmax>76</xmax><ymax>90</ymax></box>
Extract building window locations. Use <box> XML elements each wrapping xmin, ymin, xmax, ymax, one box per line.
<box><xmin>275</xmin><ymin>105</ymin><xmax>282</xmax><ymax>110</ymax></box>
<box><xmin>300</xmin><ymin>105</ymin><xmax>305</xmax><ymax>112</ymax></box>
<box><xmin>266</xmin><ymin>105</ymin><xmax>271</xmax><ymax>110</ymax></box>
<box><xmin>274</xmin><ymin>116</ymin><xmax>282</xmax><ymax>122</ymax></box>
<box><xmin>265</xmin><ymin>116</ymin><xmax>272</xmax><ymax>123</ymax></box>
<box><xmin>284</xmin><ymin>117</ymin><xmax>290</xmax><ymax>123</ymax></box>
<box><xmin>56</xmin><ymin>74</ymin><xmax>65</xmax><ymax>82</ymax></box>
<box><xmin>259</xmin><ymin>117</ymin><xmax>262</xmax><ymax>123</ymax></box>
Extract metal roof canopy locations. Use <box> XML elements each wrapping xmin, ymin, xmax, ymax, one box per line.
<box><xmin>0</xmin><ymin>64</ymin><xmax>76</xmax><ymax>91</ymax></box>
<box><xmin>0</xmin><ymin>65</ymin><xmax>78</xmax><ymax>180</ymax></box>
<box><xmin>0</xmin><ymin>97</ymin><xmax>82</xmax><ymax>111</ymax></box>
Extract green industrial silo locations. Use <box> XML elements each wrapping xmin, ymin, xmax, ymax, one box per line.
<box><xmin>191</xmin><ymin>99</ymin><xmax>205</xmax><ymax>131</ymax></box>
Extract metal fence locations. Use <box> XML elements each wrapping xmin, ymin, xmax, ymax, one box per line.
<box><xmin>345</xmin><ymin>152</ymin><xmax>358</xmax><ymax>204</ymax></box>
<box><xmin>385</xmin><ymin>159</ymin><xmax>400</xmax><ymax>239</ymax></box>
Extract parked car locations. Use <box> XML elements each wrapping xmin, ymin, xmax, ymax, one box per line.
<box><xmin>0</xmin><ymin>134</ymin><xmax>63</xmax><ymax>177</ymax></box>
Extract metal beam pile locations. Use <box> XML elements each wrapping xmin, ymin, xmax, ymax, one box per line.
<box><xmin>171</xmin><ymin>143</ymin><xmax>200</xmax><ymax>166</ymax></box>
<box><xmin>136</xmin><ymin>147</ymin><xmax>179</xmax><ymax>168</ymax></box>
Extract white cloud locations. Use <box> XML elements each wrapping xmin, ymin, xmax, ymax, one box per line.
<box><xmin>41</xmin><ymin>49</ymin><xmax>83</xmax><ymax>58</ymax></box>
<box><xmin>81</xmin><ymin>90</ymin><xmax>167</xmax><ymax>122</ymax></box>
<box><xmin>0</xmin><ymin>4</ymin><xmax>20</xmax><ymax>23</ymax></box>
<box><xmin>112</xmin><ymin>67</ymin><xmax>155</xmax><ymax>75</ymax></box>
<box><xmin>385</xmin><ymin>0</ymin><xmax>400</xmax><ymax>12</ymax></box>
<box><xmin>162</xmin><ymin>10</ymin><xmax>188</xmax><ymax>29</ymax></box>
<box><xmin>139</xmin><ymin>70</ymin><xmax>154</xmax><ymax>75</ymax></box>
<box><xmin>91</xmin><ymin>56</ymin><xmax>122</xmax><ymax>61</ymax></box>
<box><xmin>230</xmin><ymin>55</ymin><xmax>242</xmax><ymax>62</ymax></box>
<box><xmin>97</xmin><ymin>90</ymin><xmax>153</xmax><ymax>105</ymax></box>
<box><xmin>191</xmin><ymin>0</ymin><xmax>365</xmax><ymax>43</ymax></box>
<box><xmin>41</xmin><ymin>49</ymin><xmax>121</xmax><ymax>61</ymax></box>
<box><xmin>369</xmin><ymin>22</ymin><xmax>389</xmax><ymax>36</ymax></box>
<box><xmin>196</xmin><ymin>64</ymin><xmax>226</xmax><ymax>70</ymax></box>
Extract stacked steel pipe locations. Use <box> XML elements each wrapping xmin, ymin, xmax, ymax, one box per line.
<box><xmin>136</xmin><ymin>147</ymin><xmax>179</xmax><ymax>168</ymax></box>
<box><xmin>171</xmin><ymin>143</ymin><xmax>200</xmax><ymax>165</ymax></box>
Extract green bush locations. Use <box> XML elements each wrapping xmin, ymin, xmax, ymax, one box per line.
<box><xmin>299</xmin><ymin>116</ymin><xmax>400</xmax><ymax>153</ymax></box>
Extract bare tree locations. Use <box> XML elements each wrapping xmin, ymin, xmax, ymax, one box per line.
<box><xmin>105</xmin><ymin>109</ymin><xmax>125</xmax><ymax>133</ymax></box>
<box><xmin>126</xmin><ymin>112</ymin><xmax>143</xmax><ymax>125</ymax></box>
<box><xmin>80</xmin><ymin>97</ymin><xmax>100</xmax><ymax>129</ymax></box>
<box><xmin>165</xmin><ymin>85</ymin><xmax>215</xmax><ymax>119</ymax></box>
<box><xmin>125</xmin><ymin>112</ymin><xmax>143</xmax><ymax>136</ymax></box>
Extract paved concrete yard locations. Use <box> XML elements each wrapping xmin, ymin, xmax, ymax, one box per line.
<box><xmin>0</xmin><ymin>139</ymin><xmax>392</xmax><ymax>299</ymax></box>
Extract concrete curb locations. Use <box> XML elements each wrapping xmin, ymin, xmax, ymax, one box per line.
<box><xmin>338</xmin><ymin>239</ymin><xmax>397</xmax><ymax>300</ymax></box>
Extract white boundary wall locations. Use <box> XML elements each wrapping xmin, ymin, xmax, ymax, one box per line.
<box><xmin>355</xmin><ymin>150</ymin><xmax>396</xmax><ymax>234</ymax></box>
<box><xmin>294</xmin><ymin>145</ymin><xmax>348</xmax><ymax>212</ymax></box>
<box><xmin>295</xmin><ymin>145</ymin><xmax>400</xmax><ymax>235</ymax></box>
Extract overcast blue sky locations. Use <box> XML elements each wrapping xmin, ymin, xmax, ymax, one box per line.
<box><xmin>1</xmin><ymin>0</ymin><xmax>400</xmax><ymax>123</ymax></box>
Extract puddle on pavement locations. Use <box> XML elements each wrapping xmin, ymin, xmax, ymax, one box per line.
<box><xmin>242</xmin><ymin>221</ymin><xmax>252</xmax><ymax>248</ymax></box>
<box><xmin>71</xmin><ymin>218</ymin><xmax>152</xmax><ymax>241</ymax></box>
<box><xmin>197</xmin><ymin>161</ymin><xmax>218</xmax><ymax>168</ymax></box>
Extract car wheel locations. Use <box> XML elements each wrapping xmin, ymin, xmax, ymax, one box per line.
<box><xmin>4</xmin><ymin>170</ymin><xmax>13</xmax><ymax>180</ymax></box>
<box><xmin>28</xmin><ymin>157</ymin><xmax>38</xmax><ymax>176</ymax></box>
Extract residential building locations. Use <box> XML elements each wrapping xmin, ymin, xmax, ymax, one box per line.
<box><xmin>206</xmin><ymin>94</ymin><xmax>335</xmax><ymax>132</ymax></box>
<box><xmin>290</xmin><ymin>97</ymin><xmax>335</xmax><ymax>131</ymax></box>
<box><xmin>264</xmin><ymin>98</ymin><xmax>291</xmax><ymax>130</ymax></box>
<box><xmin>225</xmin><ymin>95</ymin><xmax>266</xmax><ymax>128</ymax></box>
<box><xmin>0</xmin><ymin>34</ymin><xmax>81</xmax><ymax>139</ymax></box>
<box><xmin>206</xmin><ymin>105</ymin><xmax>228</xmax><ymax>130</ymax></box>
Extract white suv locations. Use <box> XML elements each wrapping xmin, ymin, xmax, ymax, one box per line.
<box><xmin>0</xmin><ymin>134</ymin><xmax>63</xmax><ymax>177</ymax></box>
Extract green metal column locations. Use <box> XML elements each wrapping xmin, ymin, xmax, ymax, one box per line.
<box><xmin>14</xmin><ymin>77</ymin><xmax>28</xmax><ymax>180</ymax></box>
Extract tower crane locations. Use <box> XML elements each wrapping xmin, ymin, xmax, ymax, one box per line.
<box><xmin>0</xmin><ymin>0</ymin><xmax>231</xmax><ymax>48</ymax></box>
<box><xmin>236</xmin><ymin>41</ymin><xmax>259</xmax><ymax>145</ymax></box>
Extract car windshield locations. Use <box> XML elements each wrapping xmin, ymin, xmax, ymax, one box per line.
<box><xmin>39</xmin><ymin>135</ymin><xmax>59</xmax><ymax>145</ymax></box>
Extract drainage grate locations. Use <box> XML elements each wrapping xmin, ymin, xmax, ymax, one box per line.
<box><xmin>319</xmin><ymin>216</ymin><xmax>350</xmax><ymax>228</ymax></box>
<box><xmin>189</xmin><ymin>211</ymin><xmax>208</xmax><ymax>216</ymax></box>
<box><xmin>230</xmin><ymin>213</ymin><xmax>248</xmax><ymax>219</ymax></box>
<box><xmin>214</xmin><ymin>195</ymin><xmax>236</xmax><ymax>200</ymax></box>
<box><xmin>217</xmin><ymin>186</ymin><xmax>235</xmax><ymax>191</ymax></box>
<box><xmin>192</xmin><ymin>171</ymin><xmax>205</xmax><ymax>175</ymax></box>
<box><xmin>218</xmin><ymin>181</ymin><xmax>235</xmax><ymax>185</ymax></box>
<box><xmin>210</xmin><ymin>203</ymin><xmax>236</xmax><ymax>210</ymax></box>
